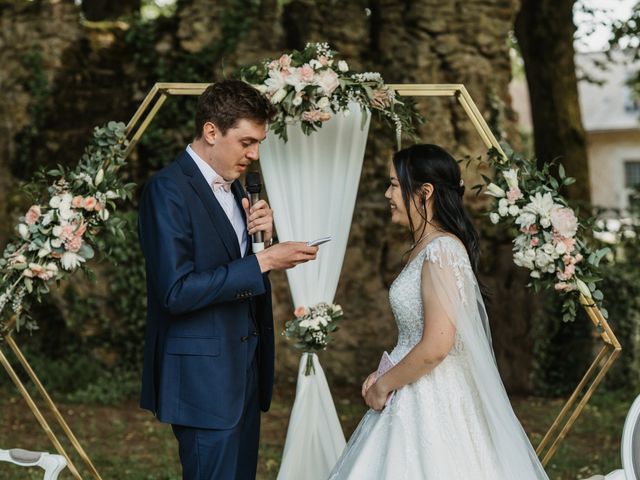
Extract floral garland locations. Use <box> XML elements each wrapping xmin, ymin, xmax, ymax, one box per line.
<box><xmin>283</xmin><ymin>302</ymin><xmax>343</xmax><ymax>375</ymax></box>
<box><xmin>240</xmin><ymin>42</ymin><xmax>422</xmax><ymax>144</ymax></box>
<box><xmin>0</xmin><ymin>122</ymin><xmax>133</xmax><ymax>332</ymax></box>
<box><xmin>479</xmin><ymin>145</ymin><xmax>610</xmax><ymax>323</ymax></box>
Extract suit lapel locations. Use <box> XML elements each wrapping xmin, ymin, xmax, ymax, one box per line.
<box><xmin>178</xmin><ymin>151</ymin><xmax>241</xmax><ymax>259</ymax></box>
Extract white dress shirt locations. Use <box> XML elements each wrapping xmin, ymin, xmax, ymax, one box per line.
<box><xmin>187</xmin><ymin>145</ymin><xmax>247</xmax><ymax>256</ymax></box>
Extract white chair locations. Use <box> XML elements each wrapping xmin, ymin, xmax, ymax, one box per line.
<box><xmin>0</xmin><ymin>448</ymin><xmax>67</xmax><ymax>479</ymax></box>
<box><xmin>583</xmin><ymin>393</ymin><xmax>640</xmax><ymax>480</ymax></box>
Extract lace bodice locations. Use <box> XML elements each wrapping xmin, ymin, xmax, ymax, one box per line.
<box><xmin>388</xmin><ymin>236</ymin><xmax>473</xmax><ymax>362</ymax></box>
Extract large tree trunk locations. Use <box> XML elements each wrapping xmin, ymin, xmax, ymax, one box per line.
<box><xmin>515</xmin><ymin>0</ymin><xmax>591</xmax><ymax>203</ymax></box>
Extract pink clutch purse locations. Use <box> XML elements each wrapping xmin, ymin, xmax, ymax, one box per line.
<box><xmin>376</xmin><ymin>351</ymin><xmax>396</xmax><ymax>407</ymax></box>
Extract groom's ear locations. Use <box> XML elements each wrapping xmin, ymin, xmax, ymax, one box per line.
<box><xmin>202</xmin><ymin>121</ymin><xmax>218</xmax><ymax>145</ymax></box>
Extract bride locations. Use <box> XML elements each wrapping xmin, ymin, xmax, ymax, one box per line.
<box><xmin>328</xmin><ymin>144</ymin><xmax>548</xmax><ymax>479</ymax></box>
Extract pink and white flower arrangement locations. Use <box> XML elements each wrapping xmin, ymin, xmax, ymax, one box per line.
<box><xmin>481</xmin><ymin>147</ymin><xmax>610</xmax><ymax>322</ymax></box>
<box><xmin>0</xmin><ymin>121</ymin><xmax>133</xmax><ymax>331</ymax></box>
<box><xmin>241</xmin><ymin>42</ymin><xmax>420</xmax><ymax>143</ymax></box>
<box><xmin>284</xmin><ymin>302</ymin><xmax>343</xmax><ymax>375</ymax></box>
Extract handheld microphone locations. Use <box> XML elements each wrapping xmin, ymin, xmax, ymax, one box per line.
<box><xmin>245</xmin><ymin>172</ymin><xmax>265</xmax><ymax>253</ymax></box>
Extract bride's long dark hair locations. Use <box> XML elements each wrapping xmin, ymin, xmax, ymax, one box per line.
<box><xmin>393</xmin><ymin>144</ymin><xmax>482</xmax><ymax>278</ymax></box>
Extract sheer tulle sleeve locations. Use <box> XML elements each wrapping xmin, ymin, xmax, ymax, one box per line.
<box><xmin>422</xmin><ymin>237</ymin><xmax>549</xmax><ymax>479</ymax></box>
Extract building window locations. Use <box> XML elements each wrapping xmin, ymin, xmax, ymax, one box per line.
<box><xmin>625</xmin><ymin>161</ymin><xmax>640</xmax><ymax>189</ymax></box>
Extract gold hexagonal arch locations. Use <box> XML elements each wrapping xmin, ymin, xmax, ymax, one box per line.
<box><xmin>0</xmin><ymin>83</ymin><xmax>621</xmax><ymax>479</ymax></box>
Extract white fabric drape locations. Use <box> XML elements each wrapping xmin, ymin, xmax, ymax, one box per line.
<box><xmin>276</xmin><ymin>354</ymin><xmax>346</xmax><ymax>480</ymax></box>
<box><xmin>260</xmin><ymin>103</ymin><xmax>371</xmax><ymax>480</ymax></box>
<box><xmin>260</xmin><ymin>103</ymin><xmax>371</xmax><ymax>307</ymax></box>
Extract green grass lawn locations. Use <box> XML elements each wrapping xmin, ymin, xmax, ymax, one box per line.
<box><xmin>0</xmin><ymin>381</ymin><xmax>634</xmax><ymax>479</ymax></box>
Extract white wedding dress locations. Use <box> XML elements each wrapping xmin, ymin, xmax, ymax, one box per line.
<box><xmin>328</xmin><ymin>236</ymin><xmax>549</xmax><ymax>479</ymax></box>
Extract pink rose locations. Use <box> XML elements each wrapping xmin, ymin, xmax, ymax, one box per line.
<box><xmin>550</xmin><ymin>205</ymin><xmax>578</xmax><ymax>239</ymax></box>
<box><xmin>318</xmin><ymin>55</ymin><xmax>329</xmax><ymax>66</ymax></box>
<box><xmin>302</xmin><ymin>110</ymin><xmax>323</xmax><ymax>122</ymax></box>
<box><xmin>318</xmin><ymin>112</ymin><xmax>332</xmax><ymax>122</ymax></box>
<box><xmin>371</xmin><ymin>89</ymin><xmax>392</xmax><ymax>109</ymax></box>
<box><xmin>278</xmin><ymin>54</ymin><xmax>291</xmax><ymax>68</ymax></box>
<box><xmin>557</xmin><ymin>264</ymin><xmax>575</xmax><ymax>281</ymax></box>
<box><xmin>554</xmin><ymin>282</ymin><xmax>574</xmax><ymax>292</ymax></box>
<box><xmin>530</xmin><ymin>237</ymin><xmax>539</xmax><ymax>247</ymax></box>
<box><xmin>506</xmin><ymin>187</ymin><xmax>523</xmax><ymax>205</ymax></box>
<box><xmin>83</xmin><ymin>196</ymin><xmax>97</xmax><ymax>211</ymax></box>
<box><xmin>60</xmin><ymin>223</ymin><xmax>75</xmax><ymax>241</ymax></box>
<box><xmin>94</xmin><ymin>202</ymin><xmax>103</xmax><ymax>212</ymax></box>
<box><xmin>575</xmin><ymin>254</ymin><xmax>583</xmax><ymax>263</ymax></box>
<box><xmin>65</xmin><ymin>235</ymin><xmax>83</xmax><ymax>253</ymax></box>
<box><xmin>520</xmin><ymin>224</ymin><xmax>538</xmax><ymax>235</ymax></box>
<box><xmin>72</xmin><ymin>196</ymin><xmax>84</xmax><ymax>208</ymax></box>
<box><xmin>25</xmin><ymin>205</ymin><xmax>41</xmax><ymax>225</ymax></box>
<box><xmin>317</xmin><ymin>69</ymin><xmax>339</xmax><ymax>96</ymax></box>
<box><xmin>299</xmin><ymin>64</ymin><xmax>315</xmax><ymax>83</ymax></box>
<box><xmin>294</xmin><ymin>307</ymin><xmax>307</xmax><ymax>318</ymax></box>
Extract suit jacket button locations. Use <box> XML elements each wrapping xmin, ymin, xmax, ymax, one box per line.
<box><xmin>240</xmin><ymin>336</ymin><xmax>248</xmax><ymax>342</ymax></box>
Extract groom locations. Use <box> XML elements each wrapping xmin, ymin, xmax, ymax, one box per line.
<box><xmin>138</xmin><ymin>80</ymin><xmax>319</xmax><ymax>479</ymax></box>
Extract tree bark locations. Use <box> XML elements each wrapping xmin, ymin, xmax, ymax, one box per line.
<box><xmin>515</xmin><ymin>0</ymin><xmax>591</xmax><ymax>203</ymax></box>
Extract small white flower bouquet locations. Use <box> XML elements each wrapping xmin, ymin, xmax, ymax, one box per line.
<box><xmin>283</xmin><ymin>302</ymin><xmax>343</xmax><ymax>375</ymax></box>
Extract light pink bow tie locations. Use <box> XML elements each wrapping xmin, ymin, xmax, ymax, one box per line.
<box><xmin>212</xmin><ymin>176</ymin><xmax>233</xmax><ymax>192</ymax></box>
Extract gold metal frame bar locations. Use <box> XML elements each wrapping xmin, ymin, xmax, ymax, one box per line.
<box><xmin>4</xmin><ymin>333</ymin><xmax>103</xmax><ymax>479</ymax></box>
<box><xmin>536</xmin><ymin>295</ymin><xmax>621</xmax><ymax>464</ymax></box>
<box><xmin>0</xmin><ymin>342</ymin><xmax>82</xmax><ymax>479</ymax></box>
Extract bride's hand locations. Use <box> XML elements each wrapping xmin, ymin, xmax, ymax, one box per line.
<box><xmin>361</xmin><ymin>372</ymin><xmax>377</xmax><ymax>397</ymax></box>
<box><xmin>364</xmin><ymin>380</ymin><xmax>390</xmax><ymax>412</ymax></box>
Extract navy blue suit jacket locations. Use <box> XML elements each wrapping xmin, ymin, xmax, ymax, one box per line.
<box><xmin>138</xmin><ymin>150</ymin><xmax>274</xmax><ymax>430</ymax></box>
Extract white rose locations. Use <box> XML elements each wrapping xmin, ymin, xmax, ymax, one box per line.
<box><xmin>515</xmin><ymin>212</ymin><xmax>537</xmax><ymax>229</ymax></box>
<box><xmin>49</xmin><ymin>196</ymin><xmax>62</xmax><ymax>208</ymax></box>
<box><xmin>58</xmin><ymin>204</ymin><xmax>74</xmax><ymax>221</ymax></box>
<box><xmin>535</xmin><ymin>250</ymin><xmax>552</xmax><ymax>269</ymax></box>
<box><xmin>555</xmin><ymin>242</ymin><xmax>567</xmax><ymax>255</ymax></box>
<box><xmin>292</xmin><ymin>94</ymin><xmax>303</xmax><ymax>106</ymax></box>
<box><xmin>498</xmin><ymin>198</ymin><xmax>509</xmax><ymax>216</ymax></box>
<box><xmin>53</xmin><ymin>226</ymin><xmax>62</xmax><ymax>238</ymax></box>
<box><xmin>530</xmin><ymin>270</ymin><xmax>541</xmax><ymax>279</ymax></box>
<box><xmin>51</xmin><ymin>238</ymin><xmax>62</xmax><ymax>248</ymax></box>
<box><xmin>271</xmin><ymin>88</ymin><xmax>287</xmax><ymax>104</ymax></box>
<box><xmin>18</xmin><ymin>223</ymin><xmax>30</xmax><ymax>239</ymax></box>
<box><xmin>338</xmin><ymin>60</ymin><xmax>349</xmax><ymax>72</ymax></box>
<box><xmin>317</xmin><ymin>96</ymin><xmax>330</xmax><ymax>111</ymax></box>
<box><xmin>543</xmin><ymin>243</ymin><xmax>555</xmax><ymax>255</ymax></box>
<box><xmin>540</xmin><ymin>216</ymin><xmax>551</xmax><ymax>228</ymax></box>
<box><xmin>508</xmin><ymin>204</ymin><xmax>520</xmax><ymax>216</ymax></box>
<box><xmin>489</xmin><ymin>212</ymin><xmax>500</xmax><ymax>224</ymax></box>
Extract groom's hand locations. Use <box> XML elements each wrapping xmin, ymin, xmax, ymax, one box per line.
<box><xmin>255</xmin><ymin>242</ymin><xmax>318</xmax><ymax>272</ymax></box>
<box><xmin>242</xmin><ymin>198</ymin><xmax>273</xmax><ymax>245</ymax></box>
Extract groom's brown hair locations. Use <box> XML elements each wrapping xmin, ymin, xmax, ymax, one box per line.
<box><xmin>195</xmin><ymin>80</ymin><xmax>276</xmax><ymax>138</ymax></box>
